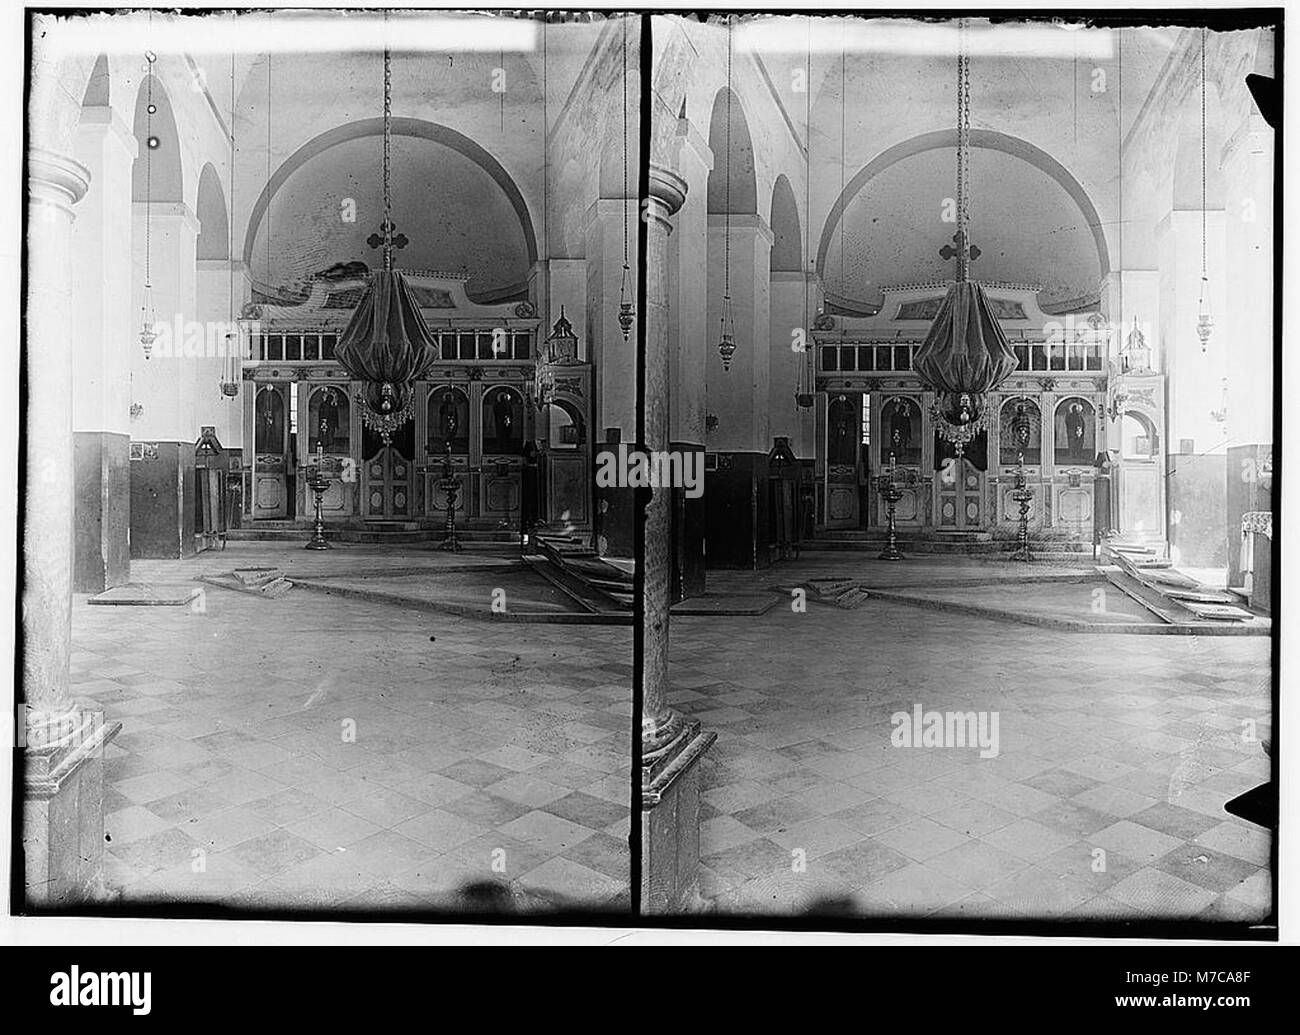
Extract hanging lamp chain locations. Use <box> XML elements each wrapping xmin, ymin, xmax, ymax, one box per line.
<box><xmin>1201</xmin><ymin>27</ymin><xmax>1207</xmax><ymax>279</ymax></box>
<box><xmin>724</xmin><ymin>16</ymin><xmax>732</xmax><ymax>297</ymax></box>
<box><xmin>955</xmin><ymin>21</ymin><xmax>971</xmax><ymax>282</ymax></box>
<box><xmin>622</xmin><ymin>16</ymin><xmax>629</xmax><ymax>269</ymax></box>
<box><xmin>144</xmin><ymin>58</ymin><xmax>153</xmax><ymax>290</ymax></box>
<box><xmin>383</xmin><ymin>29</ymin><xmax>393</xmax><ymax>273</ymax></box>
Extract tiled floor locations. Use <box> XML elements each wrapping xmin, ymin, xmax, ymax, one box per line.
<box><xmin>673</xmin><ymin>558</ymin><xmax>1273</xmax><ymax>923</ymax></box>
<box><xmin>81</xmin><ymin>544</ymin><xmax>631</xmax><ymax>913</ymax></box>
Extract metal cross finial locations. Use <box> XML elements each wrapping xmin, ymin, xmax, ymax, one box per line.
<box><xmin>367</xmin><ymin>220</ymin><xmax>408</xmax><ymax>252</ymax></box>
<box><xmin>939</xmin><ymin>229</ymin><xmax>981</xmax><ymax>269</ymax></box>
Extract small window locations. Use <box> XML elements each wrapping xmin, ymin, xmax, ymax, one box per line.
<box><xmin>822</xmin><ymin>346</ymin><xmax>838</xmax><ymax>372</ymax></box>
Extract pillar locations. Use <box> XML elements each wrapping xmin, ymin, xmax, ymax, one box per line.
<box><xmin>24</xmin><ymin>146</ymin><xmax>122</xmax><ymax>907</ymax></box>
<box><xmin>130</xmin><ymin>202</ymin><xmax>200</xmax><ymax>558</ymax></box>
<box><xmin>71</xmin><ymin>106</ymin><xmax>137</xmax><ymax>592</ymax></box>
<box><xmin>587</xmin><ymin>198</ymin><xmax>639</xmax><ymax>558</ymax></box>
<box><xmin>641</xmin><ymin>164</ymin><xmax>716</xmax><ymax>914</ymax></box>
<box><xmin>705</xmin><ymin>212</ymin><xmax>772</xmax><ymax>569</ymax></box>
<box><xmin>667</xmin><ymin>116</ymin><xmax>711</xmax><ymax>599</ymax></box>
<box><xmin>1157</xmin><ymin>207</ymin><xmax>1227</xmax><ymax>567</ymax></box>
<box><xmin>1221</xmin><ymin>117</ymin><xmax>1274</xmax><ymax>586</ymax></box>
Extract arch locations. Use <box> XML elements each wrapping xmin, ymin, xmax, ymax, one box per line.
<box><xmin>482</xmin><ymin>386</ymin><xmax>524</xmax><ymax>456</ymax></box>
<box><xmin>81</xmin><ymin>53</ymin><xmax>110</xmax><ymax>108</ymax></box>
<box><xmin>427</xmin><ymin>385</ymin><xmax>470</xmax><ymax>455</ymax></box>
<box><xmin>815</xmin><ymin>129</ymin><xmax>1111</xmax><ymax>284</ymax></box>
<box><xmin>131</xmin><ymin>74</ymin><xmax>183</xmax><ymax>203</ymax></box>
<box><xmin>1120</xmin><ymin>409</ymin><xmax>1158</xmax><ymax>460</ymax></box>
<box><xmin>196</xmin><ymin>163</ymin><xmax>229</xmax><ymax>261</ymax></box>
<box><xmin>240</xmin><ymin>118</ymin><xmax>538</xmax><ymax>271</ymax></box>
<box><xmin>307</xmin><ymin>384</ymin><xmax>351</xmax><ymax>454</ymax></box>
<box><xmin>545</xmin><ymin>399</ymin><xmax>585</xmax><ymax>450</ymax></box>
<box><xmin>1054</xmin><ymin>396</ymin><xmax>1096</xmax><ymax>464</ymax></box>
<box><xmin>769</xmin><ymin>174</ymin><xmax>802</xmax><ymax>273</ymax></box>
<box><xmin>706</xmin><ymin>87</ymin><xmax>757</xmax><ymax>215</ymax></box>
<box><xmin>999</xmin><ymin>396</ymin><xmax>1042</xmax><ymax>465</ymax></box>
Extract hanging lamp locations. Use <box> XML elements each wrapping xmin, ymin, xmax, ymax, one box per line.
<box><xmin>138</xmin><ymin>50</ymin><xmax>159</xmax><ymax>360</ymax></box>
<box><xmin>334</xmin><ymin>14</ymin><xmax>440</xmax><ymax>444</ymax></box>
<box><xmin>913</xmin><ymin>20</ymin><xmax>1017</xmax><ymax>457</ymax></box>
<box><xmin>617</xmin><ymin>17</ymin><xmax>635</xmax><ymax>342</ymax></box>
<box><xmin>716</xmin><ymin>17</ymin><xmax>738</xmax><ymax>371</ymax></box>
<box><xmin>795</xmin><ymin>21</ymin><xmax>814</xmax><ymax>409</ymax></box>
<box><xmin>1196</xmin><ymin>27</ymin><xmax>1214</xmax><ymax>351</ymax></box>
<box><xmin>220</xmin><ymin>35</ymin><xmax>241</xmax><ymax>397</ymax></box>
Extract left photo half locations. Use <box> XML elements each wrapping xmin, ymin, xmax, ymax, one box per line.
<box><xmin>18</xmin><ymin>7</ymin><xmax>638</xmax><ymax>919</ymax></box>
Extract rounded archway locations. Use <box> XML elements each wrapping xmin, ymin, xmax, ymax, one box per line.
<box><xmin>707</xmin><ymin>87</ymin><xmax>757</xmax><ymax>215</ymax></box>
<box><xmin>816</xmin><ymin>129</ymin><xmax>1111</xmax><ymax>313</ymax></box>
<box><xmin>770</xmin><ymin>174</ymin><xmax>802</xmax><ymax>273</ymax></box>
<box><xmin>132</xmin><ymin>74</ymin><xmax>183</xmax><ymax>203</ymax></box>
<box><xmin>242</xmin><ymin>118</ymin><xmax>538</xmax><ymax>304</ymax></box>
<box><xmin>196</xmin><ymin>163</ymin><xmax>229</xmax><ymax>261</ymax></box>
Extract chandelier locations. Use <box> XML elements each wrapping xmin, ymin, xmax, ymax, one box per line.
<box><xmin>334</xmin><ymin>17</ymin><xmax>440</xmax><ymax>444</ymax></box>
<box><xmin>913</xmin><ymin>20</ymin><xmax>1016</xmax><ymax>457</ymax></box>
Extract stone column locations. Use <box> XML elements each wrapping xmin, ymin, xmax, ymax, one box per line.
<box><xmin>24</xmin><ymin>147</ymin><xmax>122</xmax><ymax>907</ymax></box>
<box><xmin>641</xmin><ymin>164</ymin><xmax>716</xmax><ymax>914</ymax></box>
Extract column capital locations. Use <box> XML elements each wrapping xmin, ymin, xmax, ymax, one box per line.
<box><xmin>647</xmin><ymin>163</ymin><xmax>688</xmax><ymax>225</ymax></box>
<box><xmin>27</xmin><ymin>147</ymin><xmax>90</xmax><ymax>214</ymax></box>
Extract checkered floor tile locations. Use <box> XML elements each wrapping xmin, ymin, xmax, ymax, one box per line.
<box><xmin>82</xmin><ymin>544</ymin><xmax>631</xmax><ymax>914</ymax></box>
<box><xmin>674</xmin><ymin>558</ymin><xmax>1273</xmax><ymax>923</ymax></box>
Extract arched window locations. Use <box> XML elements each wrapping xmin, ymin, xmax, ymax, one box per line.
<box><xmin>1054</xmin><ymin>397</ymin><xmax>1096</xmax><ymax>464</ymax></box>
<box><xmin>427</xmin><ymin>387</ymin><xmax>469</xmax><ymax>455</ymax></box>
<box><xmin>482</xmin><ymin>386</ymin><xmax>523</xmax><ymax>455</ymax></box>
<box><xmin>999</xmin><ymin>398</ymin><xmax>1041</xmax><ymax>465</ymax></box>
<box><xmin>307</xmin><ymin>386</ymin><xmax>350</xmax><ymax>454</ymax></box>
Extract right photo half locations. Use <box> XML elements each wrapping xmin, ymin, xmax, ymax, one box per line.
<box><xmin>640</xmin><ymin>12</ymin><xmax>1277</xmax><ymax>930</ymax></box>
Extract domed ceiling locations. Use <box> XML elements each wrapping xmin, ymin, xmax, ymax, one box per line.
<box><xmin>821</xmin><ymin>144</ymin><xmax>1104</xmax><ymax>314</ymax></box>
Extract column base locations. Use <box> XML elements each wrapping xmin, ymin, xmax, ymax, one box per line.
<box><xmin>23</xmin><ymin>704</ymin><xmax>122</xmax><ymax>909</ymax></box>
<box><xmin>641</xmin><ymin>716</ymin><xmax>716</xmax><ymax>914</ymax></box>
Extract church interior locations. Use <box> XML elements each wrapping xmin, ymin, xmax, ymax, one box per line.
<box><xmin>23</xmin><ymin>9</ymin><xmax>640</xmax><ymax>913</ymax></box>
<box><xmin>17</xmin><ymin>8</ymin><xmax>1277</xmax><ymax>930</ymax></box>
<box><xmin>639</xmin><ymin>14</ymin><xmax>1275</xmax><ymax>921</ymax></box>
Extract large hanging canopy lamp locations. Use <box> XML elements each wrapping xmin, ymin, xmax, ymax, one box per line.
<box><xmin>334</xmin><ymin>22</ymin><xmax>440</xmax><ymax>444</ymax></box>
<box><xmin>913</xmin><ymin>22</ymin><xmax>1017</xmax><ymax>457</ymax></box>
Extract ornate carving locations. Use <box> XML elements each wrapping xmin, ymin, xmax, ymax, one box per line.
<box><xmin>241</xmin><ymin>302</ymin><xmax>264</xmax><ymax>320</ymax></box>
<box><xmin>812</xmin><ymin>312</ymin><xmax>836</xmax><ymax>331</ymax></box>
<box><xmin>467</xmin><ymin>366</ymin><xmax>484</xmax><ymax>381</ymax></box>
<box><xmin>514</xmin><ymin>301</ymin><xmax>537</xmax><ymax>318</ymax></box>
<box><xmin>1036</xmin><ymin>377</ymin><xmax>1057</xmax><ymax>393</ymax></box>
